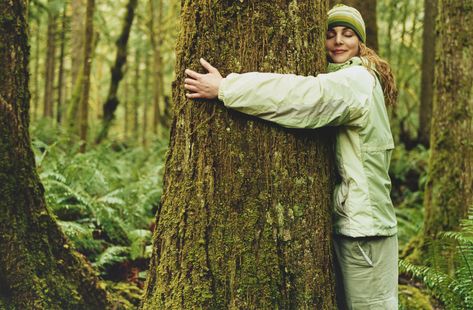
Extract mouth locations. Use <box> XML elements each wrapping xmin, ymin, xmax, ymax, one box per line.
<box><xmin>332</xmin><ymin>49</ymin><xmax>347</xmax><ymax>55</ymax></box>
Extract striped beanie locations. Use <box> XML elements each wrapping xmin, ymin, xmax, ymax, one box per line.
<box><xmin>327</xmin><ymin>4</ymin><xmax>366</xmax><ymax>43</ymax></box>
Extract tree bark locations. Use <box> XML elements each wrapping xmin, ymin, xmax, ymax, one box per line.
<box><xmin>70</xmin><ymin>0</ymin><xmax>85</xmax><ymax>90</ymax></box>
<box><xmin>133</xmin><ymin>49</ymin><xmax>141</xmax><ymax>138</ymax></box>
<box><xmin>149</xmin><ymin>0</ymin><xmax>166</xmax><ymax>137</ymax></box>
<box><xmin>79</xmin><ymin>0</ymin><xmax>95</xmax><ymax>152</ymax></box>
<box><xmin>0</xmin><ymin>1</ymin><xmax>109</xmax><ymax>308</ymax></box>
<box><xmin>43</xmin><ymin>0</ymin><xmax>58</xmax><ymax>119</ymax></box>
<box><xmin>57</xmin><ymin>1</ymin><xmax>68</xmax><ymax>124</ymax></box>
<box><xmin>423</xmin><ymin>0</ymin><xmax>473</xmax><ymax>241</ymax></box>
<box><xmin>32</xmin><ymin>14</ymin><xmax>42</xmax><ymax>122</ymax></box>
<box><xmin>141</xmin><ymin>1</ymin><xmax>337</xmax><ymax>309</ymax></box>
<box><xmin>417</xmin><ymin>0</ymin><xmax>437</xmax><ymax>147</ymax></box>
<box><xmin>142</xmin><ymin>51</ymin><xmax>150</xmax><ymax>147</ymax></box>
<box><xmin>96</xmin><ymin>0</ymin><xmax>138</xmax><ymax>143</ymax></box>
<box><xmin>330</xmin><ymin>0</ymin><xmax>378</xmax><ymax>51</ymax></box>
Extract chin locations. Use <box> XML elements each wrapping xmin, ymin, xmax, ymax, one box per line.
<box><xmin>330</xmin><ymin>54</ymin><xmax>351</xmax><ymax>64</ymax></box>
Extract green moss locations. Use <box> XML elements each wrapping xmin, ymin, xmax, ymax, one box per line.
<box><xmin>399</xmin><ymin>284</ymin><xmax>433</xmax><ymax>310</ymax></box>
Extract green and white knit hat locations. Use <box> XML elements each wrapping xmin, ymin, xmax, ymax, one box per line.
<box><xmin>327</xmin><ymin>4</ymin><xmax>366</xmax><ymax>43</ymax></box>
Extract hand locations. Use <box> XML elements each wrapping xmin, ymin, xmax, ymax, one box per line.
<box><xmin>184</xmin><ymin>58</ymin><xmax>223</xmax><ymax>100</ymax></box>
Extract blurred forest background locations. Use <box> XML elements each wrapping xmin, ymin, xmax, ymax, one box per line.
<box><xmin>1</xmin><ymin>0</ymin><xmax>471</xmax><ymax>309</ymax></box>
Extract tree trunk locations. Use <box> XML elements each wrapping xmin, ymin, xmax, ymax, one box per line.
<box><xmin>96</xmin><ymin>0</ymin><xmax>138</xmax><ymax>143</ymax></box>
<box><xmin>43</xmin><ymin>0</ymin><xmax>58</xmax><ymax>119</ymax></box>
<box><xmin>0</xmin><ymin>1</ymin><xmax>109</xmax><ymax>308</ymax></box>
<box><xmin>78</xmin><ymin>0</ymin><xmax>95</xmax><ymax>152</ymax></box>
<box><xmin>70</xmin><ymin>0</ymin><xmax>85</xmax><ymax>90</ymax></box>
<box><xmin>32</xmin><ymin>14</ymin><xmax>42</xmax><ymax>122</ymax></box>
<box><xmin>149</xmin><ymin>0</ymin><xmax>166</xmax><ymax>137</ymax></box>
<box><xmin>133</xmin><ymin>49</ymin><xmax>140</xmax><ymax>138</ymax></box>
<box><xmin>124</xmin><ymin>73</ymin><xmax>129</xmax><ymax>140</ymax></box>
<box><xmin>330</xmin><ymin>0</ymin><xmax>378</xmax><ymax>51</ymax></box>
<box><xmin>142</xmin><ymin>51</ymin><xmax>150</xmax><ymax>147</ymax></box>
<box><xmin>141</xmin><ymin>1</ymin><xmax>337</xmax><ymax>309</ymax></box>
<box><xmin>417</xmin><ymin>0</ymin><xmax>437</xmax><ymax>147</ymax></box>
<box><xmin>423</xmin><ymin>0</ymin><xmax>473</xmax><ymax>241</ymax></box>
<box><xmin>57</xmin><ymin>1</ymin><xmax>68</xmax><ymax>124</ymax></box>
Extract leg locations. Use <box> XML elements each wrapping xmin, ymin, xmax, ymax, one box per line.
<box><xmin>333</xmin><ymin>234</ymin><xmax>398</xmax><ymax>310</ymax></box>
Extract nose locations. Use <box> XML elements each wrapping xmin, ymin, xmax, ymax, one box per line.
<box><xmin>335</xmin><ymin>33</ymin><xmax>343</xmax><ymax>45</ymax></box>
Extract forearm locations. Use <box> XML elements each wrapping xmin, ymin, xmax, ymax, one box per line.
<box><xmin>218</xmin><ymin>71</ymin><xmax>367</xmax><ymax>128</ymax></box>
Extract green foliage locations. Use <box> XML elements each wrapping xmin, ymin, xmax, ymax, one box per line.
<box><xmin>378</xmin><ymin>0</ymin><xmax>423</xmax><ymax>144</ymax></box>
<box><xmin>398</xmin><ymin>284</ymin><xmax>432</xmax><ymax>310</ymax></box>
<box><xmin>30</xmin><ymin>120</ymin><xmax>167</xmax><ymax>280</ymax></box>
<box><xmin>399</xmin><ymin>209</ymin><xmax>473</xmax><ymax>310</ymax></box>
<box><xmin>390</xmin><ymin>144</ymin><xmax>429</xmax><ymax>248</ymax></box>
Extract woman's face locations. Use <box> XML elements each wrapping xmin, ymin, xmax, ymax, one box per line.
<box><xmin>325</xmin><ymin>26</ymin><xmax>360</xmax><ymax>64</ymax></box>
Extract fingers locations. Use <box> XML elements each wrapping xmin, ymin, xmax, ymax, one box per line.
<box><xmin>184</xmin><ymin>84</ymin><xmax>199</xmax><ymax>92</ymax></box>
<box><xmin>185</xmin><ymin>68</ymin><xmax>202</xmax><ymax>79</ymax></box>
<box><xmin>184</xmin><ymin>78</ymin><xmax>199</xmax><ymax>86</ymax></box>
<box><xmin>186</xmin><ymin>92</ymin><xmax>203</xmax><ymax>99</ymax></box>
<box><xmin>200</xmin><ymin>58</ymin><xmax>217</xmax><ymax>74</ymax></box>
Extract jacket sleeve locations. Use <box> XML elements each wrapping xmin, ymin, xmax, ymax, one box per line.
<box><xmin>217</xmin><ymin>66</ymin><xmax>375</xmax><ymax>129</ymax></box>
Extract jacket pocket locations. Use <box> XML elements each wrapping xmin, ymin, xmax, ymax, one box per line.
<box><xmin>334</xmin><ymin>181</ymin><xmax>349</xmax><ymax>217</ymax></box>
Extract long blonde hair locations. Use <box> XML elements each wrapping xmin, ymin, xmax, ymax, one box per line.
<box><xmin>359</xmin><ymin>43</ymin><xmax>397</xmax><ymax>106</ymax></box>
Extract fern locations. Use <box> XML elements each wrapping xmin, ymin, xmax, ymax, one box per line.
<box><xmin>399</xmin><ymin>208</ymin><xmax>473</xmax><ymax>310</ymax></box>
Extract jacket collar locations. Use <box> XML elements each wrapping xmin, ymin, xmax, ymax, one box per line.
<box><xmin>327</xmin><ymin>56</ymin><xmax>363</xmax><ymax>73</ymax></box>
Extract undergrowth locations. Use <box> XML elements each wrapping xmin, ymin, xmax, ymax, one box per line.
<box><xmin>399</xmin><ymin>208</ymin><xmax>473</xmax><ymax>310</ymax></box>
<box><xmin>30</xmin><ymin>120</ymin><xmax>167</xmax><ymax>292</ymax></box>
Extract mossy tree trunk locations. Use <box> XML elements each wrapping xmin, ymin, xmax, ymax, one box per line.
<box><xmin>56</xmin><ymin>1</ymin><xmax>68</xmax><ymax>124</ymax></box>
<box><xmin>330</xmin><ymin>0</ymin><xmax>378</xmax><ymax>51</ymax></box>
<box><xmin>141</xmin><ymin>1</ymin><xmax>337</xmax><ymax>309</ymax></box>
<box><xmin>149</xmin><ymin>0</ymin><xmax>166</xmax><ymax>137</ymax></box>
<box><xmin>43</xmin><ymin>0</ymin><xmax>58</xmax><ymax>119</ymax></box>
<box><xmin>417</xmin><ymin>0</ymin><xmax>437</xmax><ymax>147</ymax></box>
<box><xmin>96</xmin><ymin>0</ymin><xmax>138</xmax><ymax>143</ymax></box>
<box><xmin>0</xmin><ymin>1</ymin><xmax>109</xmax><ymax>308</ymax></box>
<box><xmin>78</xmin><ymin>0</ymin><xmax>95</xmax><ymax>153</ymax></box>
<box><xmin>423</xmin><ymin>0</ymin><xmax>473</xmax><ymax>241</ymax></box>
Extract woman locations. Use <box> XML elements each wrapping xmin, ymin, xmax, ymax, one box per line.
<box><xmin>184</xmin><ymin>4</ymin><xmax>398</xmax><ymax>309</ymax></box>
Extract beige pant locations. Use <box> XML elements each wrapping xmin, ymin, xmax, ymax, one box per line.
<box><xmin>333</xmin><ymin>234</ymin><xmax>398</xmax><ymax>310</ymax></box>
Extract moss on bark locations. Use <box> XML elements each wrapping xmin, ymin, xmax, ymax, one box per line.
<box><xmin>141</xmin><ymin>1</ymin><xmax>337</xmax><ymax>309</ymax></box>
<box><xmin>423</xmin><ymin>1</ymin><xmax>473</xmax><ymax>241</ymax></box>
<box><xmin>0</xmin><ymin>1</ymin><xmax>110</xmax><ymax>308</ymax></box>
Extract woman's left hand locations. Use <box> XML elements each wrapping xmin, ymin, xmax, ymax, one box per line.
<box><xmin>184</xmin><ymin>58</ymin><xmax>223</xmax><ymax>100</ymax></box>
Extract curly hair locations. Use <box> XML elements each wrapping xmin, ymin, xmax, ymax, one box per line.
<box><xmin>358</xmin><ymin>43</ymin><xmax>398</xmax><ymax>106</ymax></box>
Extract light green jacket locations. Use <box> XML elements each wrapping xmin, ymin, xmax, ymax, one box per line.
<box><xmin>218</xmin><ymin>57</ymin><xmax>397</xmax><ymax>237</ymax></box>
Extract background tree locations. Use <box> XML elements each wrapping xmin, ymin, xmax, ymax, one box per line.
<box><xmin>0</xmin><ymin>1</ymin><xmax>109</xmax><ymax>308</ymax></box>
<box><xmin>96</xmin><ymin>0</ymin><xmax>139</xmax><ymax>143</ymax></box>
<box><xmin>417</xmin><ymin>0</ymin><xmax>437</xmax><ymax>147</ymax></box>
<box><xmin>78</xmin><ymin>0</ymin><xmax>95</xmax><ymax>152</ymax></box>
<box><xmin>141</xmin><ymin>1</ymin><xmax>337</xmax><ymax>309</ymax></box>
<box><xmin>330</xmin><ymin>0</ymin><xmax>378</xmax><ymax>51</ymax></box>
<box><xmin>423</xmin><ymin>0</ymin><xmax>473</xmax><ymax>241</ymax></box>
<box><xmin>43</xmin><ymin>0</ymin><xmax>59</xmax><ymax>119</ymax></box>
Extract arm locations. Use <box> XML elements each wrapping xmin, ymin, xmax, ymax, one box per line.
<box><xmin>185</xmin><ymin>59</ymin><xmax>374</xmax><ymax>129</ymax></box>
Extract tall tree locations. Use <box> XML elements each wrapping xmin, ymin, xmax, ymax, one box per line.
<box><xmin>0</xmin><ymin>1</ymin><xmax>109</xmax><ymax>308</ymax></box>
<box><xmin>78</xmin><ymin>0</ymin><xmax>95</xmax><ymax>152</ymax></box>
<box><xmin>43</xmin><ymin>0</ymin><xmax>58</xmax><ymax>118</ymax></box>
<box><xmin>56</xmin><ymin>0</ymin><xmax>68</xmax><ymax>124</ymax></box>
<box><xmin>423</xmin><ymin>0</ymin><xmax>473</xmax><ymax>241</ymax></box>
<box><xmin>70</xmin><ymin>0</ymin><xmax>85</xmax><ymax>89</ymax></box>
<box><xmin>417</xmin><ymin>0</ymin><xmax>437</xmax><ymax>147</ymax></box>
<box><xmin>96</xmin><ymin>0</ymin><xmax>138</xmax><ymax>143</ymax></box>
<box><xmin>141</xmin><ymin>1</ymin><xmax>337</xmax><ymax>308</ymax></box>
<box><xmin>149</xmin><ymin>0</ymin><xmax>166</xmax><ymax>137</ymax></box>
<box><xmin>133</xmin><ymin>49</ymin><xmax>141</xmax><ymax>138</ymax></box>
<box><xmin>330</xmin><ymin>0</ymin><xmax>378</xmax><ymax>51</ymax></box>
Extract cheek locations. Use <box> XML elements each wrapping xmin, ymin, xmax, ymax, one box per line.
<box><xmin>349</xmin><ymin>40</ymin><xmax>360</xmax><ymax>55</ymax></box>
